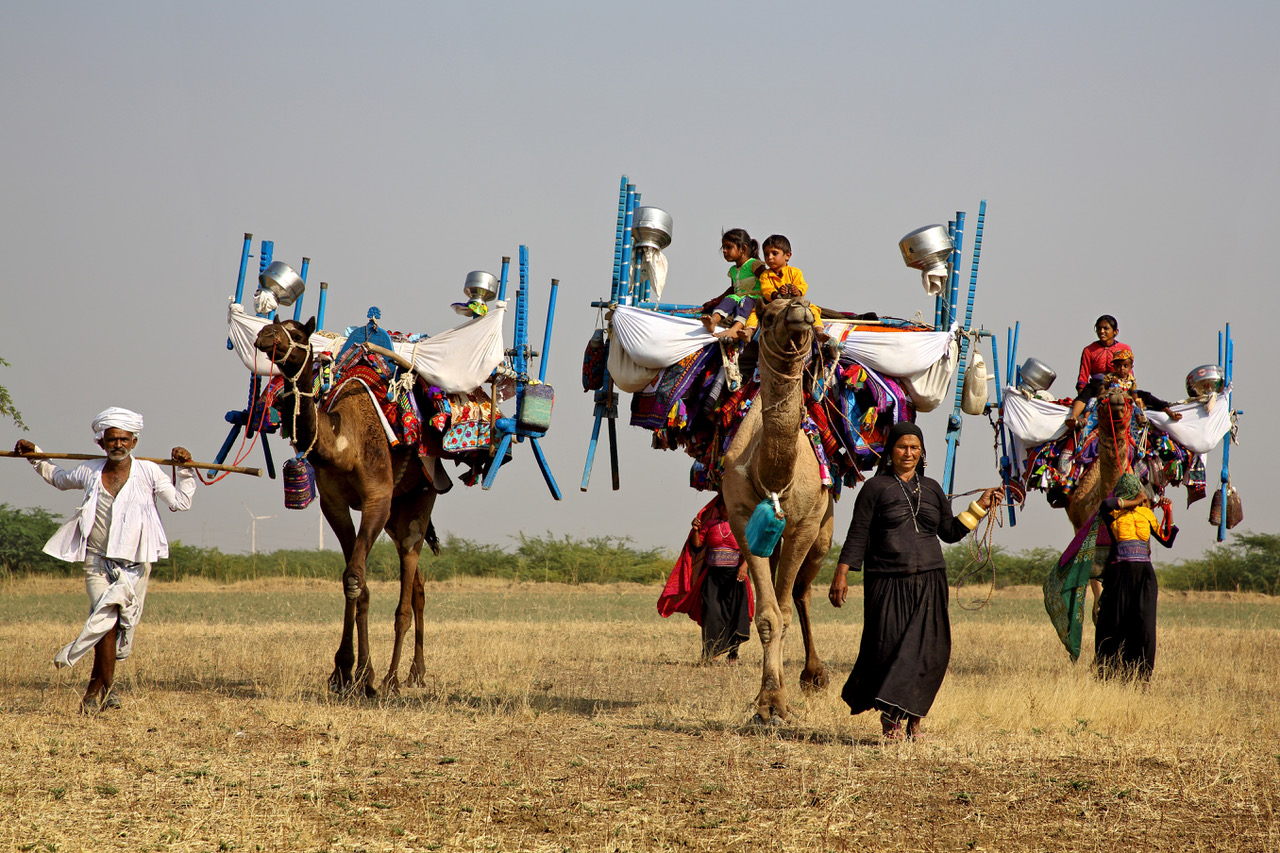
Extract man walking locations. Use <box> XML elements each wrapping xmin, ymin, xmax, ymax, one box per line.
<box><xmin>15</xmin><ymin>407</ymin><xmax>196</xmax><ymax>712</ymax></box>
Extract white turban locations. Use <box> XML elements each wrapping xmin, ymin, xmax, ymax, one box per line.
<box><xmin>92</xmin><ymin>407</ymin><xmax>144</xmax><ymax>441</ymax></box>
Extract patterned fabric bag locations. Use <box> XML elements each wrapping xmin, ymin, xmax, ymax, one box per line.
<box><xmin>582</xmin><ymin>328</ymin><xmax>607</xmax><ymax>392</ymax></box>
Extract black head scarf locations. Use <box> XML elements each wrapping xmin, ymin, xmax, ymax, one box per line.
<box><xmin>876</xmin><ymin>420</ymin><xmax>926</xmax><ymax>476</ymax></box>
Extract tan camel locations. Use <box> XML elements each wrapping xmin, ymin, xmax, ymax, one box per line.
<box><xmin>1064</xmin><ymin>390</ymin><xmax>1133</xmax><ymax>618</ymax></box>
<box><xmin>720</xmin><ymin>297</ymin><xmax>834</xmax><ymax>724</ymax></box>
<box><xmin>256</xmin><ymin>317</ymin><xmax>438</xmax><ymax>698</ymax></box>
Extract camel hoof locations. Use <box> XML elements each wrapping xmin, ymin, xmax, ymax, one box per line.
<box><xmin>751</xmin><ymin>712</ymin><xmax>784</xmax><ymax>727</ymax></box>
<box><xmin>800</xmin><ymin>669</ymin><xmax>829</xmax><ymax>692</ymax></box>
<box><xmin>406</xmin><ymin>670</ymin><xmax>425</xmax><ymax>688</ymax></box>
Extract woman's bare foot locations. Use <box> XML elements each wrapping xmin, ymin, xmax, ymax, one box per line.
<box><xmin>700</xmin><ymin>315</ymin><xmax>715</xmax><ymax>334</ymax></box>
<box><xmin>881</xmin><ymin>714</ymin><xmax>904</xmax><ymax>740</ymax></box>
<box><xmin>905</xmin><ymin>716</ymin><xmax>923</xmax><ymax>740</ymax></box>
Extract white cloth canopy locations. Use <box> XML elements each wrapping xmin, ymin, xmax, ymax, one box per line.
<box><xmin>828</xmin><ymin>320</ymin><xmax>959</xmax><ymax>377</ymax></box>
<box><xmin>227</xmin><ymin>300</ymin><xmax>506</xmax><ymax>394</ymax></box>
<box><xmin>1145</xmin><ymin>392</ymin><xmax>1232</xmax><ymax>454</ymax></box>
<box><xmin>610</xmin><ymin>305</ymin><xmax>716</xmax><ymax>368</ymax></box>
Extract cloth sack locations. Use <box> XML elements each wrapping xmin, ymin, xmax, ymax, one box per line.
<box><xmin>606</xmin><ymin>323</ymin><xmax>661</xmax><ymax>392</ymax></box>
<box><xmin>900</xmin><ymin>337</ymin><xmax>958</xmax><ymax>413</ymax></box>
<box><xmin>961</xmin><ymin>347</ymin><xmax>989</xmax><ymax>415</ymax></box>
<box><xmin>582</xmin><ymin>329</ymin><xmax>607</xmax><ymax>392</ymax></box>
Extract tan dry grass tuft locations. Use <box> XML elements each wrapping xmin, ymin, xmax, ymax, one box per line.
<box><xmin>0</xmin><ymin>578</ymin><xmax>1277</xmax><ymax>852</ymax></box>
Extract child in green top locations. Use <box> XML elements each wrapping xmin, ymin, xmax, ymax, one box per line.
<box><xmin>700</xmin><ymin>228</ymin><xmax>764</xmax><ymax>338</ymax></box>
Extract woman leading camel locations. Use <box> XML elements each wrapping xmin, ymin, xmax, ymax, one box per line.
<box><xmin>828</xmin><ymin>422</ymin><xmax>1002</xmax><ymax>740</ymax></box>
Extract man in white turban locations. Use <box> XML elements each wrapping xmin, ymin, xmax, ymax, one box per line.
<box><xmin>14</xmin><ymin>407</ymin><xmax>197</xmax><ymax>713</ymax></box>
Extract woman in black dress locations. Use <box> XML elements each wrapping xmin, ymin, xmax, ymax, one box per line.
<box><xmin>828</xmin><ymin>422</ymin><xmax>1001</xmax><ymax>740</ymax></box>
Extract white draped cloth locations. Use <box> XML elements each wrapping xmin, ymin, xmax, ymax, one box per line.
<box><xmin>227</xmin><ymin>301</ymin><xmax>506</xmax><ymax>394</ymax></box>
<box><xmin>900</xmin><ymin>337</ymin><xmax>959</xmax><ymax>413</ymax></box>
<box><xmin>1002</xmin><ymin>389</ymin><xmax>1070</xmax><ymax>446</ymax></box>
<box><xmin>828</xmin><ymin>320</ymin><xmax>959</xmax><ymax>377</ymax></box>
<box><xmin>1145</xmin><ymin>392</ymin><xmax>1232</xmax><ymax>454</ymax></box>
<box><xmin>610</xmin><ymin>305</ymin><xmax>716</xmax><ymax>368</ymax></box>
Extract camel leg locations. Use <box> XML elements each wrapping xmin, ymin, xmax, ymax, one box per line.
<box><xmin>408</xmin><ymin>567</ymin><xmax>426</xmax><ymax>687</ymax></box>
<box><xmin>747</xmin><ymin>550</ymin><xmax>790</xmax><ymax>723</ymax></box>
<box><xmin>348</xmin><ymin>496</ymin><xmax>392</xmax><ymax>699</ymax></box>
<box><xmin>321</xmin><ymin>501</ymin><xmax>360</xmax><ymax>693</ymax></box>
<box><xmin>793</xmin><ymin>538</ymin><xmax>832</xmax><ymax>692</ymax></box>
<box><xmin>379</xmin><ymin>499</ymin><xmax>430</xmax><ymax>695</ymax></box>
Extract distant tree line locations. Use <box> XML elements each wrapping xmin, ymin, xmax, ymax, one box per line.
<box><xmin>1</xmin><ymin>503</ymin><xmax>1277</xmax><ymax>595</ymax></box>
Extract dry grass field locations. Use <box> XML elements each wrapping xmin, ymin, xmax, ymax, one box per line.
<box><xmin>1</xmin><ymin>576</ymin><xmax>1278</xmax><ymax>852</ymax></box>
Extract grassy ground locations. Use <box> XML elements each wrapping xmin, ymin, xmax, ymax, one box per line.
<box><xmin>1</xmin><ymin>577</ymin><xmax>1278</xmax><ymax>852</ymax></box>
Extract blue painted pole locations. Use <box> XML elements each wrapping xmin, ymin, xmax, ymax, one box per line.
<box><xmin>292</xmin><ymin>257</ymin><xmax>310</xmax><ymax>321</ymax></box>
<box><xmin>611</xmin><ymin>176</ymin><xmax>627</xmax><ymax>302</ymax></box>
<box><xmin>227</xmin><ymin>233</ymin><xmax>253</xmax><ymax>349</ymax></box>
<box><xmin>257</xmin><ymin>240</ymin><xmax>274</xmax><ymax>319</ymax></box>
<box><xmin>941</xmin><ymin>212</ymin><xmax>966</xmax><ymax>494</ymax></box>
<box><xmin>619</xmin><ymin>185</ymin><xmax>636</xmax><ymax>305</ymax></box>
<box><xmin>317</xmin><ymin>282</ymin><xmax>329</xmax><ymax>331</ymax></box>
<box><xmin>538</xmin><ymin>279</ymin><xmax>559</xmax><ymax>384</ymax></box>
<box><xmin>990</xmin><ymin>334</ymin><xmax>1017</xmax><ymax>526</ymax></box>
<box><xmin>1217</xmin><ymin>324</ymin><xmax>1233</xmax><ymax>541</ymax></box>
<box><xmin>497</xmin><ymin>255</ymin><xmax>511</xmax><ymax>303</ymax></box>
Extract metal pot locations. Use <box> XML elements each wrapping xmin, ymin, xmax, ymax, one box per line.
<box><xmin>463</xmin><ymin>271</ymin><xmax>499</xmax><ymax>302</ymax></box>
<box><xmin>632</xmin><ymin>206</ymin><xmax>673</xmax><ymax>251</ymax></box>
<box><xmin>898</xmin><ymin>224</ymin><xmax>953</xmax><ymax>272</ymax></box>
<box><xmin>1185</xmin><ymin>364</ymin><xmax>1224</xmax><ymax>397</ymax></box>
<box><xmin>1019</xmin><ymin>357</ymin><xmax>1057</xmax><ymax>393</ymax></box>
<box><xmin>259</xmin><ymin>261</ymin><xmax>306</xmax><ymax>307</ymax></box>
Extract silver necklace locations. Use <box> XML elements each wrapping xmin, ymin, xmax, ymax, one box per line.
<box><xmin>898</xmin><ymin>474</ymin><xmax>921</xmax><ymax>532</ymax></box>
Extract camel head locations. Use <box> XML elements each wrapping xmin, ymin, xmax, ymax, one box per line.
<box><xmin>255</xmin><ymin>316</ymin><xmax>316</xmax><ymax>375</ymax></box>
<box><xmin>757</xmin><ymin>297</ymin><xmax>815</xmax><ymax>360</ymax></box>
<box><xmin>1094</xmin><ymin>387</ymin><xmax>1133</xmax><ymax>441</ymax></box>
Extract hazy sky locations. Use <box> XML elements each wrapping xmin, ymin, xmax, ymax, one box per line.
<box><xmin>2</xmin><ymin>2</ymin><xmax>1275</xmax><ymax>564</ymax></box>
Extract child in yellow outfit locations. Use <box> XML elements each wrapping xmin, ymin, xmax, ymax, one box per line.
<box><xmin>739</xmin><ymin>234</ymin><xmax>826</xmax><ymax>341</ymax></box>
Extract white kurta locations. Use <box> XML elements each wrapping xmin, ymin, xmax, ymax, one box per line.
<box><xmin>30</xmin><ymin>452</ymin><xmax>195</xmax><ymax>564</ymax></box>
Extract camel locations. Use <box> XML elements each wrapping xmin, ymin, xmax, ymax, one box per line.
<box><xmin>256</xmin><ymin>317</ymin><xmax>439</xmax><ymax>698</ymax></box>
<box><xmin>720</xmin><ymin>297</ymin><xmax>835</xmax><ymax>724</ymax></box>
<box><xmin>1064</xmin><ymin>389</ymin><xmax>1133</xmax><ymax>618</ymax></box>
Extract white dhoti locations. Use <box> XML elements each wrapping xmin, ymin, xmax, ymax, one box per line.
<box><xmin>55</xmin><ymin>556</ymin><xmax>151</xmax><ymax>668</ymax></box>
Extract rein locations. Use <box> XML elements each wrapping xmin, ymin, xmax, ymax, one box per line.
<box><xmin>272</xmin><ymin>331</ymin><xmax>319</xmax><ymax>457</ymax></box>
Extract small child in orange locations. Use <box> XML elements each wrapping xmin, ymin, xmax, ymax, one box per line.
<box><xmin>740</xmin><ymin>234</ymin><xmax>826</xmax><ymax>341</ymax></box>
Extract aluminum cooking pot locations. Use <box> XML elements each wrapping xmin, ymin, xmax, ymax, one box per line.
<box><xmin>632</xmin><ymin>206</ymin><xmax>673</xmax><ymax>251</ymax></box>
<box><xmin>1185</xmin><ymin>364</ymin><xmax>1224</xmax><ymax>398</ymax></box>
<box><xmin>898</xmin><ymin>224</ymin><xmax>953</xmax><ymax>272</ymax></box>
<box><xmin>259</xmin><ymin>261</ymin><xmax>306</xmax><ymax>307</ymax></box>
<box><xmin>463</xmin><ymin>270</ymin><xmax>499</xmax><ymax>302</ymax></box>
<box><xmin>1018</xmin><ymin>357</ymin><xmax>1057</xmax><ymax>393</ymax></box>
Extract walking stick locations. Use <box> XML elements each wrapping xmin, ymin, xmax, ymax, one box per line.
<box><xmin>0</xmin><ymin>451</ymin><xmax>262</xmax><ymax>477</ymax></box>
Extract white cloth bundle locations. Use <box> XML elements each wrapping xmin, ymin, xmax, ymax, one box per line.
<box><xmin>1003</xmin><ymin>389</ymin><xmax>1070</xmax><ymax>446</ymax></box>
<box><xmin>606</xmin><ymin>329</ymin><xmax>661</xmax><ymax>392</ymax></box>
<box><xmin>1145</xmin><ymin>392</ymin><xmax>1232</xmax><ymax>454</ymax></box>
<box><xmin>610</xmin><ymin>305</ymin><xmax>717</xmax><ymax>369</ymax></box>
<box><xmin>830</xmin><ymin>321</ymin><xmax>959</xmax><ymax>377</ymax></box>
<box><xmin>900</xmin><ymin>337</ymin><xmax>958</xmax><ymax>412</ymax></box>
<box><xmin>227</xmin><ymin>301</ymin><xmax>337</xmax><ymax>376</ymax></box>
<box><xmin>637</xmin><ymin>247</ymin><xmax>669</xmax><ymax>301</ymax></box>
<box><xmin>393</xmin><ymin>304</ymin><xmax>506</xmax><ymax>393</ymax></box>
<box><xmin>961</xmin><ymin>347</ymin><xmax>990</xmax><ymax>416</ymax></box>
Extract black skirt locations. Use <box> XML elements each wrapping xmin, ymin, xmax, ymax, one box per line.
<box><xmin>841</xmin><ymin>568</ymin><xmax>951</xmax><ymax>720</ymax></box>
<box><xmin>701</xmin><ymin>564</ymin><xmax>750</xmax><ymax>658</ymax></box>
<box><xmin>1094</xmin><ymin>560</ymin><xmax>1158</xmax><ymax>679</ymax></box>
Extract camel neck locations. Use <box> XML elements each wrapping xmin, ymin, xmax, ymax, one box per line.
<box><xmin>753</xmin><ymin>337</ymin><xmax>806</xmax><ymax>495</ymax></box>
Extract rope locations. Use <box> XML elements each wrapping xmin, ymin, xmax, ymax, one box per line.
<box><xmin>952</xmin><ymin>490</ymin><xmax>1007</xmax><ymax>611</ymax></box>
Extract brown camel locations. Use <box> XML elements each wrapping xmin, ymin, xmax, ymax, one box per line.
<box><xmin>1064</xmin><ymin>389</ymin><xmax>1133</xmax><ymax>618</ymax></box>
<box><xmin>720</xmin><ymin>297</ymin><xmax>834</xmax><ymax>724</ymax></box>
<box><xmin>256</xmin><ymin>317</ymin><xmax>439</xmax><ymax>698</ymax></box>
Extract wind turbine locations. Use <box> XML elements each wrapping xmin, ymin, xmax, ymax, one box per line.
<box><xmin>242</xmin><ymin>503</ymin><xmax>276</xmax><ymax>555</ymax></box>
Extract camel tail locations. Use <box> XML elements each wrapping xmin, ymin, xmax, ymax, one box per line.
<box><xmin>426</xmin><ymin>520</ymin><xmax>441</xmax><ymax>556</ymax></box>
